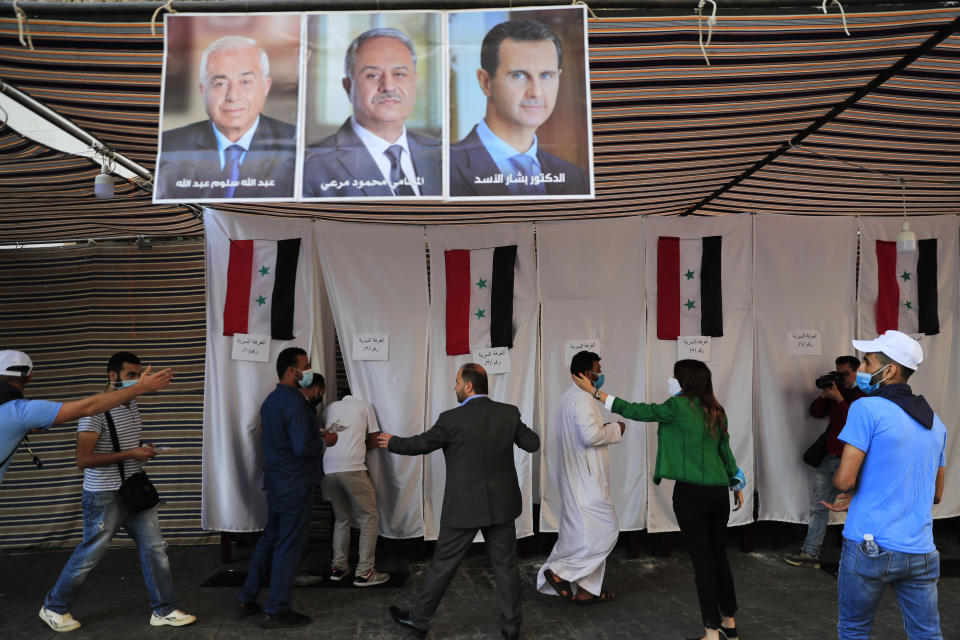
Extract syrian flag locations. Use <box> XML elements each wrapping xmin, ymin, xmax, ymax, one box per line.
<box><xmin>876</xmin><ymin>239</ymin><xmax>938</xmax><ymax>335</ymax></box>
<box><xmin>657</xmin><ymin>235</ymin><xmax>722</xmax><ymax>340</ymax></box>
<box><xmin>445</xmin><ymin>245</ymin><xmax>517</xmax><ymax>355</ymax></box>
<box><xmin>223</xmin><ymin>238</ymin><xmax>300</xmax><ymax>340</ymax></box>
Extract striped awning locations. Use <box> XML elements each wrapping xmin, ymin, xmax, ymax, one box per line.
<box><xmin>1</xmin><ymin>5</ymin><xmax>958</xmax><ymax>242</ymax></box>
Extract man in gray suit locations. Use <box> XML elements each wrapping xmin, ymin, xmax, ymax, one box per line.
<box><xmin>378</xmin><ymin>363</ymin><xmax>539</xmax><ymax>639</ymax></box>
<box><xmin>302</xmin><ymin>28</ymin><xmax>441</xmax><ymax>198</ymax></box>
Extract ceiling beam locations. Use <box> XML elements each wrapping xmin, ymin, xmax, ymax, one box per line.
<box><xmin>678</xmin><ymin>13</ymin><xmax>960</xmax><ymax>216</ymax></box>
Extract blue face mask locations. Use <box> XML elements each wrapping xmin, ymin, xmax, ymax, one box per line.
<box><xmin>299</xmin><ymin>370</ymin><xmax>314</xmax><ymax>388</ymax></box>
<box><xmin>593</xmin><ymin>373</ymin><xmax>605</xmax><ymax>390</ymax></box>
<box><xmin>668</xmin><ymin>377</ymin><xmax>682</xmax><ymax>397</ymax></box>
<box><xmin>856</xmin><ymin>366</ymin><xmax>888</xmax><ymax>394</ymax></box>
<box><xmin>114</xmin><ymin>378</ymin><xmax>137</xmax><ymax>389</ymax></box>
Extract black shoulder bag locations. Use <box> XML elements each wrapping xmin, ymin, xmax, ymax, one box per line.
<box><xmin>104</xmin><ymin>411</ymin><xmax>160</xmax><ymax>511</ymax></box>
<box><xmin>802</xmin><ymin>428</ymin><xmax>829</xmax><ymax>468</ymax></box>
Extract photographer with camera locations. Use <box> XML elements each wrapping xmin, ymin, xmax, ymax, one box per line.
<box><xmin>784</xmin><ymin>355</ymin><xmax>864</xmax><ymax>568</ymax></box>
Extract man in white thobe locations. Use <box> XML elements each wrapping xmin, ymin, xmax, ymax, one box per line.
<box><xmin>537</xmin><ymin>351</ymin><xmax>624</xmax><ymax>602</ymax></box>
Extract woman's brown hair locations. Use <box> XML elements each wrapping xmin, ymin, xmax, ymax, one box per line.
<box><xmin>673</xmin><ymin>359</ymin><xmax>727</xmax><ymax>438</ymax></box>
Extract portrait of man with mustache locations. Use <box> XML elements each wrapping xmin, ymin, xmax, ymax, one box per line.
<box><xmin>449</xmin><ymin>19</ymin><xmax>589</xmax><ymax>198</ymax></box>
<box><xmin>302</xmin><ymin>27</ymin><xmax>442</xmax><ymax>198</ymax></box>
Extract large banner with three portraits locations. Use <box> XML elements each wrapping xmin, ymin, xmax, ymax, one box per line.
<box><xmin>154</xmin><ymin>6</ymin><xmax>593</xmax><ymax>203</ymax></box>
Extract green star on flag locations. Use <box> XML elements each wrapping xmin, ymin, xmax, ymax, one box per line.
<box><xmin>476</xmin><ymin>278</ymin><xmax>487</xmax><ymax>289</ymax></box>
<box><xmin>256</xmin><ymin>295</ymin><xmax>267</xmax><ymax>307</ymax></box>
<box><xmin>684</xmin><ymin>269</ymin><xmax>695</xmax><ymax>280</ymax></box>
<box><xmin>904</xmin><ymin>300</ymin><xmax>913</xmax><ymax>311</ymax></box>
<box><xmin>684</xmin><ymin>299</ymin><xmax>696</xmax><ymax>310</ymax></box>
<box><xmin>259</xmin><ymin>265</ymin><xmax>270</xmax><ymax>277</ymax></box>
<box><xmin>474</xmin><ymin>308</ymin><xmax>486</xmax><ymax>319</ymax></box>
<box><xmin>900</xmin><ymin>271</ymin><xmax>911</xmax><ymax>281</ymax></box>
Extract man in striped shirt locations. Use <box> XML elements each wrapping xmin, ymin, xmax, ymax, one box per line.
<box><xmin>40</xmin><ymin>352</ymin><xmax>195</xmax><ymax>633</ymax></box>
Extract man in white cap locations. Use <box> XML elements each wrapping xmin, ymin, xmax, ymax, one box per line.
<box><xmin>823</xmin><ymin>330</ymin><xmax>946</xmax><ymax>640</ymax></box>
<box><xmin>0</xmin><ymin>350</ymin><xmax>173</xmax><ymax>488</ymax></box>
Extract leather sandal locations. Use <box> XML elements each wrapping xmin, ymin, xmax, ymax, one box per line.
<box><xmin>543</xmin><ymin>569</ymin><xmax>575</xmax><ymax>602</ymax></box>
<box><xmin>575</xmin><ymin>590</ymin><xmax>615</xmax><ymax>605</ymax></box>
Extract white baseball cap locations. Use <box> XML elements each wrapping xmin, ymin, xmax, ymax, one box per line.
<box><xmin>0</xmin><ymin>350</ymin><xmax>33</xmax><ymax>376</ymax></box>
<box><xmin>851</xmin><ymin>330</ymin><xmax>923</xmax><ymax>370</ymax></box>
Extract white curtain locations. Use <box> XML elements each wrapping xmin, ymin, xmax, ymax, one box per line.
<box><xmin>643</xmin><ymin>216</ymin><xmax>754</xmax><ymax>532</ymax></box>
<box><xmin>201</xmin><ymin>208</ymin><xmax>317</xmax><ymax>531</ymax></box>
<box><xmin>857</xmin><ymin>215</ymin><xmax>960</xmax><ymax>519</ymax></box>
<box><xmin>314</xmin><ymin>221</ymin><xmax>430</xmax><ymax>538</ymax></box>
<box><xmin>753</xmin><ymin>215</ymin><xmax>857</xmax><ymax>523</ymax></box>
<box><xmin>536</xmin><ymin>217</ymin><xmax>648</xmax><ymax>532</ymax></box>
<box><xmin>425</xmin><ymin>224</ymin><xmax>538</xmax><ymax>540</ymax></box>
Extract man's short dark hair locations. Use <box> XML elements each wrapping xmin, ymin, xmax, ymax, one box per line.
<box><xmin>276</xmin><ymin>347</ymin><xmax>307</xmax><ymax>379</ymax></box>
<box><xmin>339</xmin><ymin>386</ymin><xmax>352</xmax><ymax>401</ymax></box>
<box><xmin>873</xmin><ymin>352</ymin><xmax>915</xmax><ymax>381</ymax></box>
<box><xmin>835</xmin><ymin>355</ymin><xmax>860</xmax><ymax>370</ymax></box>
<box><xmin>480</xmin><ymin>19</ymin><xmax>563</xmax><ymax>77</ymax></box>
<box><xmin>569</xmin><ymin>351</ymin><xmax>600</xmax><ymax>376</ymax></box>
<box><xmin>107</xmin><ymin>351</ymin><xmax>141</xmax><ymax>376</ymax></box>
<box><xmin>459</xmin><ymin>363</ymin><xmax>488</xmax><ymax>395</ymax></box>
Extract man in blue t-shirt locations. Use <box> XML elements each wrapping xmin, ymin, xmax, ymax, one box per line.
<box><xmin>0</xmin><ymin>349</ymin><xmax>173</xmax><ymax>487</ymax></box>
<box><xmin>823</xmin><ymin>331</ymin><xmax>947</xmax><ymax>640</ymax></box>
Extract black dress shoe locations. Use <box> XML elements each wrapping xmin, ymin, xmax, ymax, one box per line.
<box><xmin>720</xmin><ymin>625</ymin><xmax>738</xmax><ymax>639</ymax></box>
<box><xmin>389</xmin><ymin>605</ymin><xmax>427</xmax><ymax>638</ymax></box>
<box><xmin>233</xmin><ymin>599</ymin><xmax>261</xmax><ymax>619</ymax></box>
<box><xmin>259</xmin><ymin>609</ymin><xmax>311</xmax><ymax>629</ymax></box>
<box><xmin>501</xmin><ymin>630</ymin><xmax>519</xmax><ymax>639</ymax></box>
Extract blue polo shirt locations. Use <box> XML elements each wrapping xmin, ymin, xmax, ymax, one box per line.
<box><xmin>0</xmin><ymin>395</ymin><xmax>61</xmax><ymax>484</ymax></box>
<box><xmin>839</xmin><ymin>395</ymin><xmax>947</xmax><ymax>554</ymax></box>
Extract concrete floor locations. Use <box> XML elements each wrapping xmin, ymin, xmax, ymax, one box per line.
<box><xmin>1</xmin><ymin>520</ymin><xmax>957</xmax><ymax>639</ymax></box>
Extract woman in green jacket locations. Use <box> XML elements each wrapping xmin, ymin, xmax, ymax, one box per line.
<box><xmin>574</xmin><ymin>359</ymin><xmax>743</xmax><ymax>640</ymax></box>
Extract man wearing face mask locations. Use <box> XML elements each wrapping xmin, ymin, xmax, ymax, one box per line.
<box><xmin>784</xmin><ymin>356</ymin><xmax>864</xmax><ymax>569</ymax></box>
<box><xmin>40</xmin><ymin>352</ymin><xmax>195</xmax><ymax>632</ymax></box>
<box><xmin>536</xmin><ymin>351</ymin><xmax>624</xmax><ymax>604</ymax></box>
<box><xmin>235</xmin><ymin>347</ymin><xmax>327</xmax><ymax>629</ymax></box>
<box><xmin>822</xmin><ymin>330</ymin><xmax>946</xmax><ymax>640</ymax></box>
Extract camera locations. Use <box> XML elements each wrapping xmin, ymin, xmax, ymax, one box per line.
<box><xmin>815</xmin><ymin>371</ymin><xmax>844</xmax><ymax>389</ymax></box>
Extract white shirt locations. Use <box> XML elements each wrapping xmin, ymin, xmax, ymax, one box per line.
<box><xmin>349</xmin><ymin>118</ymin><xmax>421</xmax><ymax>195</ymax></box>
<box><xmin>211</xmin><ymin>116</ymin><xmax>260</xmax><ymax>170</ymax></box>
<box><xmin>321</xmin><ymin>395</ymin><xmax>380</xmax><ymax>474</ymax></box>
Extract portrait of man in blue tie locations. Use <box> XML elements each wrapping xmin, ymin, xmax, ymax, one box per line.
<box><xmin>301</xmin><ymin>26</ymin><xmax>442</xmax><ymax>199</ymax></box>
<box><xmin>449</xmin><ymin>17</ymin><xmax>590</xmax><ymax>199</ymax></box>
<box><xmin>155</xmin><ymin>29</ymin><xmax>298</xmax><ymax>202</ymax></box>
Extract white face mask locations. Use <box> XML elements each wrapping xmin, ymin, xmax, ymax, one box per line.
<box><xmin>668</xmin><ymin>377</ymin><xmax>682</xmax><ymax>397</ymax></box>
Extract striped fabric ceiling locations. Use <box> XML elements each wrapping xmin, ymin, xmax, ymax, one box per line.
<box><xmin>0</xmin><ymin>5</ymin><xmax>958</xmax><ymax>242</ymax></box>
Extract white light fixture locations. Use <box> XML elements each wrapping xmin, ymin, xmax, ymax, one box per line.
<box><xmin>897</xmin><ymin>220</ymin><xmax>917</xmax><ymax>253</ymax></box>
<box><xmin>896</xmin><ymin>177</ymin><xmax>915</xmax><ymax>253</ymax></box>
<box><xmin>93</xmin><ymin>148</ymin><xmax>113</xmax><ymax>200</ymax></box>
<box><xmin>94</xmin><ymin>163</ymin><xmax>114</xmax><ymax>199</ymax></box>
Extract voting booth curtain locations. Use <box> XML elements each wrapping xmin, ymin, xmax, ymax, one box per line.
<box><xmin>197</xmin><ymin>213</ymin><xmax>959</xmax><ymax>540</ymax></box>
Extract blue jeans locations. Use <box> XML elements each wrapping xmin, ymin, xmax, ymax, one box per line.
<box><xmin>802</xmin><ymin>454</ymin><xmax>842</xmax><ymax>557</ymax></box>
<box><xmin>239</xmin><ymin>487</ymin><xmax>313</xmax><ymax>614</ymax></box>
<box><xmin>45</xmin><ymin>490</ymin><xmax>176</xmax><ymax>616</ymax></box>
<box><xmin>838</xmin><ymin>538</ymin><xmax>941</xmax><ymax>639</ymax></box>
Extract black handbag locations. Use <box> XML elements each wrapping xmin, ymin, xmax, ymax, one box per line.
<box><xmin>105</xmin><ymin>412</ymin><xmax>160</xmax><ymax>511</ymax></box>
<box><xmin>802</xmin><ymin>431</ymin><xmax>829</xmax><ymax>468</ymax></box>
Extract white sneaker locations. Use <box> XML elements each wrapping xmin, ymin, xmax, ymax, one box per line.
<box><xmin>149</xmin><ymin>609</ymin><xmax>197</xmax><ymax>627</ymax></box>
<box><xmin>353</xmin><ymin>568</ymin><xmax>390</xmax><ymax>587</ymax></box>
<box><xmin>38</xmin><ymin>607</ymin><xmax>81</xmax><ymax>632</ymax></box>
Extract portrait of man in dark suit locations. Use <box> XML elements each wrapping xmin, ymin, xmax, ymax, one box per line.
<box><xmin>155</xmin><ymin>35</ymin><xmax>296</xmax><ymax>201</ymax></box>
<box><xmin>378</xmin><ymin>363</ymin><xmax>540</xmax><ymax>639</ymax></box>
<box><xmin>302</xmin><ymin>28</ymin><xmax>441</xmax><ymax>198</ymax></box>
<box><xmin>450</xmin><ymin>19</ymin><xmax>589</xmax><ymax>198</ymax></box>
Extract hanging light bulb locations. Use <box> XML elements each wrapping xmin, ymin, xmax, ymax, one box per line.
<box><xmin>895</xmin><ymin>177</ymin><xmax>915</xmax><ymax>253</ymax></box>
<box><xmin>897</xmin><ymin>220</ymin><xmax>916</xmax><ymax>253</ymax></box>
<box><xmin>94</xmin><ymin>154</ymin><xmax>114</xmax><ymax>199</ymax></box>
